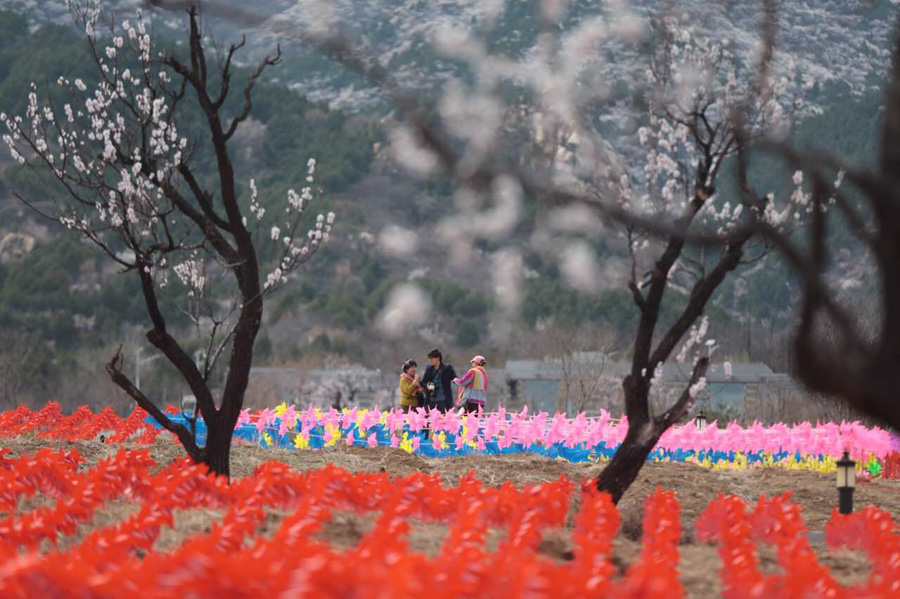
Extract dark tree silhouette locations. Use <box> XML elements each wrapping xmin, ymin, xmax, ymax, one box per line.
<box><xmin>755</xmin><ymin>20</ymin><xmax>900</xmax><ymax>434</ymax></box>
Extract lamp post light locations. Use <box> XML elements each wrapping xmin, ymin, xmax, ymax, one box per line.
<box><xmin>694</xmin><ymin>410</ymin><xmax>708</xmax><ymax>431</ymax></box>
<box><xmin>836</xmin><ymin>450</ymin><xmax>856</xmax><ymax>514</ymax></box>
<box><xmin>181</xmin><ymin>394</ymin><xmax>198</xmax><ymax>444</ymax></box>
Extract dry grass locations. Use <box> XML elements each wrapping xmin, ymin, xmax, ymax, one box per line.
<box><xmin>3</xmin><ymin>436</ymin><xmax>898</xmax><ymax>598</ymax></box>
<box><xmin>153</xmin><ymin>508</ymin><xmax>228</xmax><ymax>552</ymax></box>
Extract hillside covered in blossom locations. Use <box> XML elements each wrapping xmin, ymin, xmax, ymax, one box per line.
<box><xmin>1</xmin><ymin>0</ymin><xmax>893</xmax><ymax>112</ymax></box>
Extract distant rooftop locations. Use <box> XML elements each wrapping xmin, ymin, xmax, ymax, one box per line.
<box><xmin>505</xmin><ymin>357</ymin><xmax>780</xmax><ymax>384</ymax></box>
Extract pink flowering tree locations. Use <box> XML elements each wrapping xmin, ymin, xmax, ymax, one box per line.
<box><xmin>0</xmin><ymin>2</ymin><xmax>334</xmax><ymax>476</ymax></box>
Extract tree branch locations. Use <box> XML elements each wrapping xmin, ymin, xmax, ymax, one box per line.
<box><xmin>135</xmin><ymin>262</ymin><xmax>219</xmax><ymax>420</ymax></box>
<box><xmin>213</xmin><ymin>35</ymin><xmax>247</xmax><ymax>110</ymax></box>
<box><xmin>106</xmin><ymin>347</ymin><xmax>202</xmax><ymax>461</ymax></box>
<box><xmin>177</xmin><ymin>164</ymin><xmax>233</xmax><ymax>232</ymax></box>
<box><xmin>224</xmin><ymin>45</ymin><xmax>282</xmax><ymax>141</ymax></box>
<box><xmin>649</xmin><ymin>237</ymin><xmax>747</xmax><ymax>368</ymax></box>
<box><xmin>657</xmin><ymin>357</ymin><xmax>710</xmax><ymax>429</ymax></box>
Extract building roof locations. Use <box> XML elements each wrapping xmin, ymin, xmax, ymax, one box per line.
<box><xmin>505</xmin><ymin>357</ymin><xmax>781</xmax><ymax>384</ymax></box>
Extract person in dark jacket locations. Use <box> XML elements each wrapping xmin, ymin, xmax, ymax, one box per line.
<box><xmin>420</xmin><ymin>349</ymin><xmax>458</xmax><ymax>413</ymax></box>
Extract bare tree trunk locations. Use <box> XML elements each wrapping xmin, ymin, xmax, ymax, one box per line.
<box><xmin>596</xmin><ymin>355</ymin><xmax>709</xmax><ymax>503</ymax></box>
<box><xmin>595</xmin><ymin>425</ymin><xmax>659</xmax><ymax>504</ymax></box>
<box><xmin>595</xmin><ymin>376</ymin><xmax>660</xmax><ymax>503</ymax></box>
<box><xmin>204</xmin><ymin>419</ymin><xmax>235</xmax><ymax>478</ymax></box>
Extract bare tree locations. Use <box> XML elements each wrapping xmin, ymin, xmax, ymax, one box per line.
<box><xmin>537</xmin><ymin>325</ymin><xmax>617</xmax><ymax>414</ymax></box>
<box><xmin>144</xmin><ymin>0</ymin><xmax>819</xmax><ymax>501</ymax></box>
<box><xmin>300</xmin><ymin>366</ymin><xmax>393</xmax><ymax>410</ymax></box>
<box><xmin>374</xmin><ymin>5</ymin><xmax>802</xmax><ymax>501</ymax></box>
<box><xmin>0</xmin><ymin>2</ymin><xmax>334</xmax><ymax>476</ymax></box>
<box><xmin>0</xmin><ymin>329</ymin><xmax>47</xmax><ymax>408</ymax></box>
<box><xmin>756</xmin><ymin>135</ymin><xmax>900</xmax><ymax>434</ymax></box>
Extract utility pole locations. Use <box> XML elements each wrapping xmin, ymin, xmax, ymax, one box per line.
<box><xmin>135</xmin><ymin>347</ymin><xmax>163</xmax><ymax>391</ymax></box>
<box><xmin>194</xmin><ymin>349</ymin><xmax>206</xmax><ymax>378</ymax></box>
<box><xmin>136</xmin><ymin>347</ymin><xmax>142</xmax><ymax>390</ymax></box>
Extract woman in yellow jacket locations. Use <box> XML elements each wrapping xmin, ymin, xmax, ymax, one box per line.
<box><xmin>398</xmin><ymin>359</ymin><xmax>424</xmax><ymax>413</ymax></box>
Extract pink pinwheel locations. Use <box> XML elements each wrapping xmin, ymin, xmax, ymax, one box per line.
<box><xmin>597</xmin><ymin>409</ymin><xmax>611</xmax><ymax>429</ymax></box>
<box><xmin>426</xmin><ymin>409</ymin><xmax>441</xmax><ymax>433</ymax></box>
<box><xmin>390</xmin><ymin>434</ymin><xmax>400</xmax><ymax>449</ymax></box>
<box><xmin>385</xmin><ymin>409</ymin><xmax>400</xmax><ymax>433</ymax></box>
<box><xmin>367</xmin><ymin>433</ymin><xmax>378</xmax><ymax>448</ymax></box>
<box><xmin>360</xmin><ymin>410</ymin><xmax>378</xmax><ymax>431</ymax></box>
<box><xmin>407</xmin><ymin>409</ymin><xmax>427</xmax><ymax>433</ymax></box>
<box><xmin>321</xmin><ymin>412</ymin><xmax>339</xmax><ymax>433</ymax></box>
<box><xmin>235</xmin><ymin>408</ymin><xmax>251</xmax><ymax>429</ymax></box>
<box><xmin>444</xmin><ymin>411</ymin><xmax>463</xmax><ymax>435</ymax></box>
<box><xmin>345</xmin><ymin>430</ymin><xmax>355</xmax><ymax>446</ymax></box>
<box><xmin>482</xmin><ymin>414</ymin><xmax>501</xmax><ymax>440</ymax></box>
<box><xmin>303</xmin><ymin>405</ymin><xmax>317</xmax><ymax>428</ymax></box>
<box><xmin>276</xmin><ymin>405</ymin><xmax>298</xmax><ymax>437</ymax></box>
<box><xmin>546</xmin><ymin>413</ymin><xmax>569</xmax><ymax>445</ymax></box>
<box><xmin>256</xmin><ymin>408</ymin><xmax>275</xmax><ymax>434</ymax></box>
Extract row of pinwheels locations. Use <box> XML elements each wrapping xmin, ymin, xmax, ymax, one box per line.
<box><xmin>1</xmin><ymin>446</ymin><xmax>898</xmax><ymax>598</ymax></box>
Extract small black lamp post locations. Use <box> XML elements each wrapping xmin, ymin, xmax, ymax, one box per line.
<box><xmin>836</xmin><ymin>450</ymin><xmax>856</xmax><ymax>515</ymax></box>
<box><xmin>694</xmin><ymin>410</ymin><xmax>708</xmax><ymax>431</ymax></box>
<box><xmin>181</xmin><ymin>394</ymin><xmax>198</xmax><ymax>444</ymax></box>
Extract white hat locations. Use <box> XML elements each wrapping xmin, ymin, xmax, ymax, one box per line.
<box><xmin>470</xmin><ymin>355</ymin><xmax>486</xmax><ymax>365</ymax></box>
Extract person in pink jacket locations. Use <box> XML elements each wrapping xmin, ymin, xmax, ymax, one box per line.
<box><xmin>454</xmin><ymin>355</ymin><xmax>488</xmax><ymax>413</ymax></box>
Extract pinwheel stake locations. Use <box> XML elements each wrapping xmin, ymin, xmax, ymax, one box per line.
<box><xmin>181</xmin><ymin>394</ymin><xmax>198</xmax><ymax>445</ymax></box>
<box><xmin>694</xmin><ymin>410</ymin><xmax>708</xmax><ymax>431</ymax></box>
<box><xmin>836</xmin><ymin>450</ymin><xmax>856</xmax><ymax>514</ymax></box>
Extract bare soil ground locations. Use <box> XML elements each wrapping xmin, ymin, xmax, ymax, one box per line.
<box><xmin>3</xmin><ymin>436</ymin><xmax>899</xmax><ymax>598</ymax></box>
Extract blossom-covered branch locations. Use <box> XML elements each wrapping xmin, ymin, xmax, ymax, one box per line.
<box><xmin>0</xmin><ymin>0</ymin><xmax>335</xmax><ymax>476</ymax></box>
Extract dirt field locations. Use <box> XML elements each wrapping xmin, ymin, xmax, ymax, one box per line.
<box><xmin>3</xmin><ymin>437</ymin><xmax>899</xmax><ymax>598</ymax></box>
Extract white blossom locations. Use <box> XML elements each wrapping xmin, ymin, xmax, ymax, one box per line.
<box><xmin>377</xmin><ymin>283</ymin><xmax>432</xmax><ymax>337</ymax></box>
<box><xmin>689</xmin><ymin>377</ymin><xmax>708</xmax><ymax>399</ymax></box>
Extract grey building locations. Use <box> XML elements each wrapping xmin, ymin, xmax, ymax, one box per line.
<box><xmin>504</xmin><ymin>354</ymin><xmax>798</xmax><ymax>417</ymax></box>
